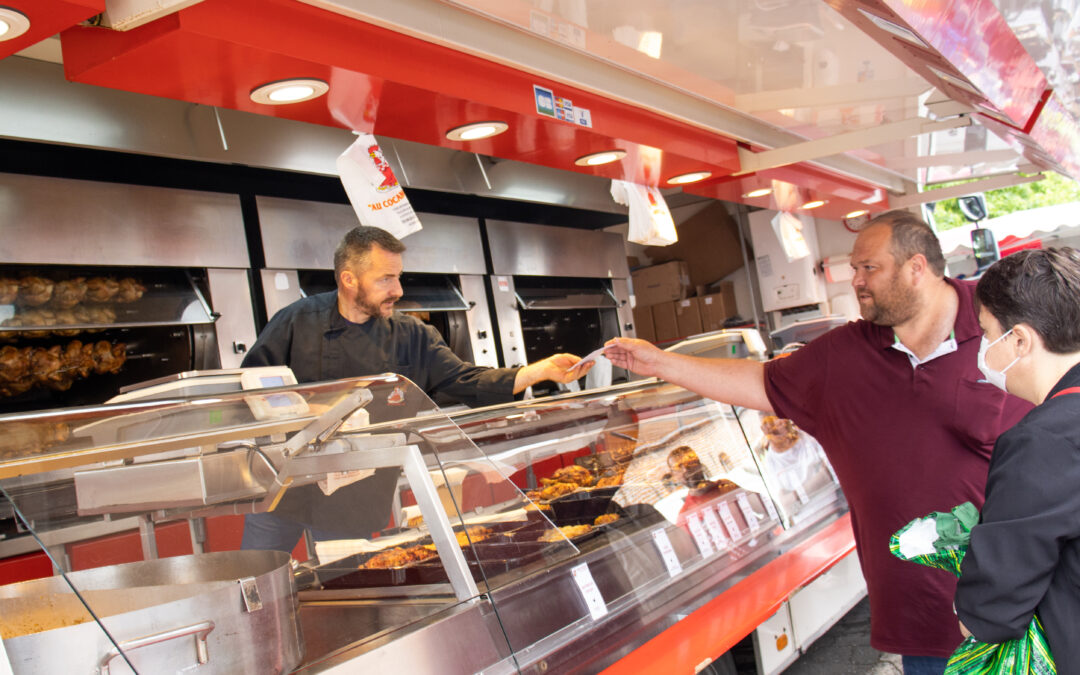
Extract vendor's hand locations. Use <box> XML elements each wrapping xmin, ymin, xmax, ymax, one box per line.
<box><xmin>513</xmin><ymin>353</ymin><xmax>595</xmax><ymax>393</ymax></box>
<box><xmin>544</xmin><ymin>353</ymin><xmax>595</xmax><ymax>383</ymax></box>
<box><xmin>603</xmin><ymin>337</ymin><xmax>664</xmax><ymax>377</ymax></box>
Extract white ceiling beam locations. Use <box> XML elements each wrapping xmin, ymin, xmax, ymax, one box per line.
<box><xmin>736</xmin><ymin>115</ymin><xmax>971</xmax><ymax>175</ymax></box>
<box><xmin>886</xmin><ymin>149</ymin><xmax>1020</xmax><ymax>170</ymax></box>
<box><xmin>925</xmin><ymin>99</ymin><xmax>973</xmax><ymax>119</ymax></box>
<box><xmin>734</xmin><ymin>79</ymin><xmax>932</xmax><ymax>113</ymax></box>
<box><xmin>890</xmin><ymin>172</ymin><xmax>1045</xmax><ymax>208</ymax></box>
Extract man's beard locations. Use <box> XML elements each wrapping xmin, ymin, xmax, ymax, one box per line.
<box><xmin>860</xmin><ymin>271</ymin><xmax>918</xmax><ymax>326</ymax></box>
<box><xmin>354</xmin><ymin>292</ymin><xmax>397</xmax><ymax>319</ymax></box>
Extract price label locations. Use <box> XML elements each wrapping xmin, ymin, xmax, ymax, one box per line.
<box><xmin>736</xmin><ymin>493</ymin><xmax>760</xmax><ymax>529</ymax></box>
<box><xmin>716</xmin><ymin>502</ymin><xmax>741</xmax><ymax>540</ymax></box>
<box><xmin>570</xmin><ymin>562</ymin><xmax>608</xmax><ymax>620</ymax></box>
<box><xmin>702</xmin><ymin>508</ymin><xmax>729</xmax><ymax>550</ymax></box>
<box><xmin>795</xmin><ymin>485</ymin><xmax>810</xmax><ymax>504</ymax></box>
<box><xmin>652</xmin><ymin>528</ymin><xmax>683</xmax><ymax>578</ymax></box>
<box><xmin>761</xmin><ymin>493</ymin><xmax>780</xmax><ymax>521</ymax></box>
<box><xmin>685</xmin><ymin>513</ymin><xmax>715</xmax><ymax>557</ymax></box>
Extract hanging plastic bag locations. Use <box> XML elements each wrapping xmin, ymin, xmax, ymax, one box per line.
<box><xmin>890</xmin><ymin>503</ymin><xmax>1057</xmax><ymax>675</ymax></box>
<box><xmin>771</xmin><ymin>211</ymin><xmax>811</xmax><ymax>262</ymax></box>
<box><xmin>336</xmin><ymin>133</ymin><xmax>422</xmax><ymax>239</ymax></box>
<box><xmin>611</xmin><ymin>179</ymin><xmax>677</xmax><ymax>246</ymax></box>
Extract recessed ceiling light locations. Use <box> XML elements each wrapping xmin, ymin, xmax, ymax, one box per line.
<box><xmin>801</xmin><ymin>200</ymin><xmax>827</xmax><ymax>210</ymax></box>
<box><xmin>743</xmin><ymin>188</ymin><xmax>772</xmax><ymax>198</ymax></box>
<box><xmin>667</xmin><ymin>171</ymin><xmax>712</xmax><ymax>185</ymax></box>
<box><xmin>857</xmin><ymin>9</ymin><xmax>930</xmax><ymax>49</ymax></box>
<box><xmin>250</xmin><ymin>78</ymin><xmax>329</xmax><ymax>105</ymax></box>
<box><xmin>0</xmin><ymin>7</ymin><xmax>31</xmax><ymax>42</ymax></box>
<box><xmin>845</xmin><ymin>209</ymin><xmax>869</xmax><ymax>219</ymax></box>
<box><xmin>574</xmin><ymin>150</ymin><xmax>627</xmax><ymax>166</ymax></box>
<box><xmin>446</xmin><ymin>121</ymin><xmax>509</xmax><ymax>142</ymax></box>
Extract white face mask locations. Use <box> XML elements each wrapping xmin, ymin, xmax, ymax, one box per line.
<box><xmin>977</xmin><ymin>328</ymin><xmax>1019</xmax><ymax>392</ymax></box>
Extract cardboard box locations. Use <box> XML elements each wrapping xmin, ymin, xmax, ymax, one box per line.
<box><xmin>700</xmin><ymin>281</ymin><xmax>738</xmax><ymax>332</ymax></box>
<box><xmin>651</xmin><ymin>300</ymin><xmax>679</xmax><ymax>343</ymax></box>
<box><xmin>674</xmin><ymin>297</ymin><xmax>703</xmax><ymax>337</ymax></box>
<box><xmin>631</xmin><ymin>261</ymin><xmax>690</xmax><ymax>308</ymax></box>
<box><xmin>632</xmin><ymin>304</ymin><xmax>656</xmax><ymax>343</ymax></box>
<box><xmin>645</xmin><ymin>202</ymin><xmax>744</xmax><ymax>289</ymax></box>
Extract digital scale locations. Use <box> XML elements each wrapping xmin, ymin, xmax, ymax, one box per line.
<box><xmin>108</xmin><ymin>366</ymin><xmax>310</xmax><ymax>420</ymax></box>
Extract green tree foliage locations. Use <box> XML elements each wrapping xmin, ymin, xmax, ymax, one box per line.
<box><xmin>927</xmin><ymin>172</ymin><xmax>1080</xmax><ymax>231</ymax></box>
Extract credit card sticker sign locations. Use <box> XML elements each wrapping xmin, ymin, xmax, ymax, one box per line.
<box><xmin>534</xmin><ymin>85</ymin><xmax>592</xmax><ymax>128</ymax></box>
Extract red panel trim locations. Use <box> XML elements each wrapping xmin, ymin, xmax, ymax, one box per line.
<box><xmin>603</xmin><ymin>513</ymin><xmax>856</xmax><ymax>674</ymax></box>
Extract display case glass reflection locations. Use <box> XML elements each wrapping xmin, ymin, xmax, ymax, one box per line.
<box><xmin>0</xmin><ymin>374</ymin><xmax>571</xmax><ymax>672</ymax></box>
<box><xmin>736</xmin><ymin>408</ymin><xmax>842</xmax><ymax>527</ymax></box>
<box><xmin>450</xmin><ymin>380</ymin><xmax>786</xmax><ymax>619</ymax></box>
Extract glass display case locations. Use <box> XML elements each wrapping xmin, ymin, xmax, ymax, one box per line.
<box><xmin>0</xmin><ymin>373</ymin><xmax>845</xmax><ymax>674</ymax></box>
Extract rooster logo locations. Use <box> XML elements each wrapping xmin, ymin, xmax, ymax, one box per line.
<box><xmin>368</xmin><ymin>144</ymin><xmax>399</xmax><ymax>192</ymax></box>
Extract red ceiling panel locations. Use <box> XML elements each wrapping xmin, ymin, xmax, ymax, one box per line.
<box><xmin>58</xmin><ymin>0</ymin><xmax>744</xmax><ymax>187</ymax></box>
<box><xmin>0</xmin><ymin>0</ymin><xmax>103</xmax><ymax>61</ymax></box>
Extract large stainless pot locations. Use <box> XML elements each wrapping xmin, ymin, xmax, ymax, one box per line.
<box><xmin>0</xmin><ymin>550</ymin><xmax>302</xmax><ymax>674</ymax></box>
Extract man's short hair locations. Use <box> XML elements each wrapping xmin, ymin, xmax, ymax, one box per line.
<box><xmin>976</xmin><ymin>247</ymin><xmax>1080</xmax><ymax>354</ymax></box>
<box><xmin>333</xmin><ymin>226</ymin><xmax>406</xmax><ymax>284</ymax></box>
<box><xmin>865</xmin><ymin>210</ymin><xmax>947</xmax><ymax>277</ymax></box>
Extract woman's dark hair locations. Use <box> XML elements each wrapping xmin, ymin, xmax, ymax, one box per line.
<box><xmin>866</xmin><ymin>210</ymin><xmax>947</xmax><ymax>276</ymax></box>
<box><xmin>333</xmin><ymin>226</ymin><xmax>407</xmax><ymax>284</ymax></box>
<box><xmin>976</xmin><ymin>247</ymin><xmax>1080</xmax><ymax>354</ymax></box>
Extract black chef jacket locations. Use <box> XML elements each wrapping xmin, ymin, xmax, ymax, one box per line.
<box><xmin>242</xmin><ymin>290</ymin><xmax>518</xmax><ymax>405</ymax></box>
<box><xmin>955</xmin><ymin>362</ymin><xmax>1080</xmax><ymax>671</ymax></box>
<box><xmin>240</xmin><ymin>291</ymin><xmax>521</xmax><ymax>537</ymax></box>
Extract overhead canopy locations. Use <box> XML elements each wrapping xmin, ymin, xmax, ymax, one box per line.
<box><xmin>1</xmin><ymin>0</ymin><xmax>1078</xmax><ymax>221</ymax></box>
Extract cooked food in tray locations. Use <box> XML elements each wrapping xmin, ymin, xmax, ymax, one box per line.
<box><xmin>542</xmin><ymin>465</ymin><xmax>595</xmax><ymax>488</ymax></box>
<box><xmin>455</xmin><ymin>525</ymin><xmax>494</xmax><ymax>547</ymax></box>
<box><xmin>358</xmin><ymin>525</ymin><xmax>498</xmax><ymax>570</ymax></box>
<box><xmin>361</xmin><ymin>545</ymin><xmax>439</xmax><ymax>570</ymax></box>
<box><xmin>538</xmin><ymin>481</ymin><xmax>578</xmax><ymax>501</ymax></box>
<box><xmin>538</xmin><ymin>524</ymin><xmax>593</xmax><ymax>542</ymax></box>
<box><xmin>593</xmin><ymin>513</ymin><xmax>620</xmax><ymax>527</ymax></box>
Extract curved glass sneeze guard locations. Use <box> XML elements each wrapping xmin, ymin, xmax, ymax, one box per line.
<box><xmin>444</xmin><ymin>378</ymin><xmax>840</xmax><ymax>659</ymax></box>
<box><xmin>0</xmin><ymin>374</ymin><xmax>574</xmax><ymax>673</ymax></box>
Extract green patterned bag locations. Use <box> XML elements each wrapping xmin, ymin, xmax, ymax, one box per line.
<box><xmin>889</xmin><ymin>502</ymin><xmax>1056</xmax><ymax>675</ymax></box>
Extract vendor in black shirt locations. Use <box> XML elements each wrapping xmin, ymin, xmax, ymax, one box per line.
<box><xmin>241</xmin><ymin>225</ymin><xmax>591</xmax><ymax>551</ymax></box>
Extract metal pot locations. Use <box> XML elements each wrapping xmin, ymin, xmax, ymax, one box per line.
<box><xmin>0</xmin><ymin>550</ymin><xmax>302</xmax><ymax>674</ymax></box>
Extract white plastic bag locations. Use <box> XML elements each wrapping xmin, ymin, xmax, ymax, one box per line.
<box><xmin>770</xmin><ymin>210</ymin><xmax>811</xmax><ymax>262</ymax></box>
<box><xmin>611</xmin><ymin>179</ymin><xmax>678</xmax><ymax>246</ymax></box>
<box><xmin>336</xmin><ymin>133</ymin><xmax>422</xmax><ymax>239</ymax></box>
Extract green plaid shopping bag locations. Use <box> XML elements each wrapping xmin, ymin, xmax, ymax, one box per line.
<box><xmin>890</xmin><ymin>502</ymin><xmax>1056</xmax><ymax>675</ymax></box>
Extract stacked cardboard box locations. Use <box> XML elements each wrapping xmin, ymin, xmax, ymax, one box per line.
<box><xmin>627</xmin><ymin>204</ymin><xmax>744</xmax><ymax>343</ymax></box>
<box><xmin>630</xmin><ymin>269</ymin><xmax>738</xmax><ymax>343</ymax></box>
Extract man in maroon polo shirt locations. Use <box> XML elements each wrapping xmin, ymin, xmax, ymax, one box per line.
<box><xmin>604</xmin><ymin>210</ymin><xmax>1031</xmax><ymax>674</ymax></box>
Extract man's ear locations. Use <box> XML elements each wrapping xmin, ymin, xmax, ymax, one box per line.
<box><xmin>339</xmin><ymin>269</ymin><xmax>358</xmax><ymax>291</ymax></box>
<box><xmin>907</xmin><ymin>253</ymin><xmax>927</xmax><ymax>283</ymax></box>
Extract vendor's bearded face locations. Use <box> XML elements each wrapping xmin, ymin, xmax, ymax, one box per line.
<box><xmin>668</xmin><ymin>447</ymin><xmax>706</xmax><ymax>487</ymax></box>
<box><xmin>850</xmin><ymin>225</ymin><xmax>919</xmax><ymax>327</ymax></box>
<box><xmin>342</xmin><ymin>244</ymin><xmax>403</xmax><ymax>320</ymax></box>
<box><xmin>762</xmin><ymin>415</ymin><xmax>799</xmax><ymax>453</ymax></box>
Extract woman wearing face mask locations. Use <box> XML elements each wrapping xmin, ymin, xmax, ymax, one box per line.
<box><xmin>953</xmin><ymin>247</ymin><xmax>1080</xmax><ymax>671</ymax></box>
